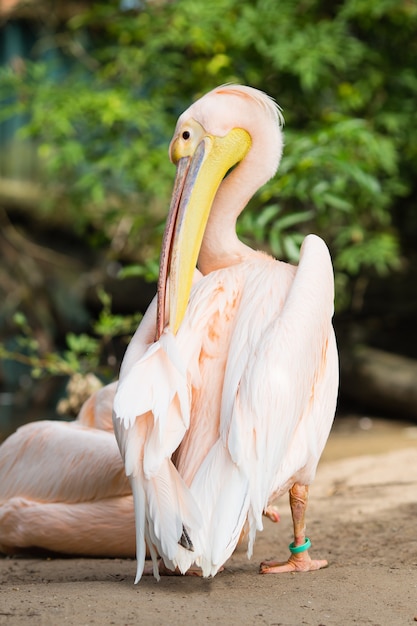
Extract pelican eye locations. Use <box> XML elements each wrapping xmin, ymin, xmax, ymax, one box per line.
<box><xmin>182</xmin><ymin>130</ymin><xmax>191</xmax><ymax>140</ymax></box>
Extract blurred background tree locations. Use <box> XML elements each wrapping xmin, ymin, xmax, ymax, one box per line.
<box><xmin>1</xmin><ymin>0</ymin><xmax>417</xmax><ymax>425</ymax></box>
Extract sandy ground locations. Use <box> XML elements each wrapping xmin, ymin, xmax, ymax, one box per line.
<box><xmin>1</xmin><ymin>416</ymin><xmax>417</xmax><ymax>626</ymax></box>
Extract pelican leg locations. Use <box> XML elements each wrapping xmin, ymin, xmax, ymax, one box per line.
<box><xmin>260</xmin><ymin>482</ymin><xmax>328</xmax><ymax>574</ymax></box>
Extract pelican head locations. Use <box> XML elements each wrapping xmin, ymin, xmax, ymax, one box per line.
<box><xmin>156</xmin><ymin>85</ymin><xmax>284</xmax><ymax>338</ymax></box>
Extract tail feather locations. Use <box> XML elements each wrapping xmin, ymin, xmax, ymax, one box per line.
<box><xmin>145</xmin><ymin>465</ymin><xmax>182</xmax><ymax>561</ymax></box>
<box><xmin>190</xmin><ymin>440</ymin><xmax>250</xmax><ymax>577</ymax></box>
<box><xmin>130</xmin><ymin>474</ymin><xmax>150</xmax><ymax>584</ymax></box>
<box><xmin>146</xmin><ymin>539</ymin><xmax>160</xmax><ymax>581</ymax></box>
<box><xmin>142</xmin><ymin>458</ymin><xmax>202</xmax><ymax>575</ymax></box>
<box><xmin>246</xmin><ymin>508</ymin><xmax>262</xmax><ymax>560</ymax></box>
<box><xmin>113</xmin><ymin>329</ymin><xmax>202</xmax><ymax>580</ymax></box>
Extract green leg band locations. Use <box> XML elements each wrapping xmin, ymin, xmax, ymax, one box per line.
<box><xmin>289</xmin><ymin>537</ymin><xmax>311</xmax><ymax>554</ymax></box>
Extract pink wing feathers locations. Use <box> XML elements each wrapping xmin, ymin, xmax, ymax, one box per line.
<box><xmin>178</xmin><ymin>235</ymin><xmax>338</xmax><ymax>575</ymax></box>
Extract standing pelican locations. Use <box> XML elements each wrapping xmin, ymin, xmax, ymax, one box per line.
<box><xmin>113</xmin><ymin>84</ymin><xmax>338</xmax><ymax>583</ymax></box>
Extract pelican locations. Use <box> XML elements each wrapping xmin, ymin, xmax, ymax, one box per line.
<box><xmin>0</xmin><ymin>382</ymin><xmax>137</xmax><ymax>557</ymax></box>
<box><xmin>113</xmin><ymin>84</ymin><xmax>339</xmax><ymax>583</ymax></box>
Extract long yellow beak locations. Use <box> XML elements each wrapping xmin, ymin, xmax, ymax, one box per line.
<box><xmin>156</xmin><ymin>122</ymin><xmax>251</xmax><ymax>338</ymax></box>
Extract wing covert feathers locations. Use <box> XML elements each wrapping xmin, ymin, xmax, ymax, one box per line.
<box><xmin>113</xmin><ymin>329</ymin><xmax>203</xmax><ymax>582</ymax></box>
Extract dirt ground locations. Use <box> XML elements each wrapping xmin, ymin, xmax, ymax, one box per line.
<box><xmin>1</xmin><ymin>416</ymin><xmax>416</xmax><ymax>626</ymax></box>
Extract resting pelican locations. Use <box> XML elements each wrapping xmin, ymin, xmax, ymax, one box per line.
<box><xmin>0</xmin><ymin>382</ymin><xmax>137</xmax><ymax>557</ymax></box>
<box><xmin>113</xmin><ymin>84</ymin><xmax>339</xmax><ymax>582</ymax></box>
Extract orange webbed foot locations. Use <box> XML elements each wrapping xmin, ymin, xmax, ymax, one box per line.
<box><xmin>260</xmin><ymin>538</ymin><xmax>328</xmax><ymax>574</ymax></box>
<box><xmin>260</xmin><ymin>553</ymin><xmax>328</xmax><ymax>574</ymax></box>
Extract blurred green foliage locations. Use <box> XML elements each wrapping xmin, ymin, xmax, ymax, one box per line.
<box><xmin>0</xmin><ymin>291</ymin><xmax>141</xmax><ymax>380</ymax></box>
<box><xmin>1</xmin><ymin>0</ymin><xmax>417</xmax><ymax>378</ymax></box>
